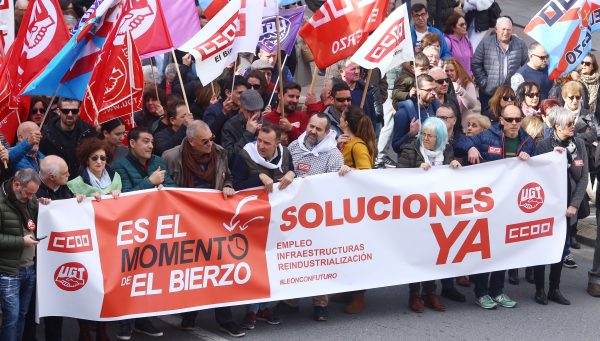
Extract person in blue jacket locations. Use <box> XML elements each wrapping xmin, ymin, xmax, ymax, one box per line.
<box><xmin>454</xmin><ymin>104</ymin><xmax>536</xmax><ymax>310</ymax></box>
<box><xmin>9</xmin><ymin>122</ymin><xmax>45</xmax><ymax>172</ymax></box>
<box><xmin>410</xmin><ymin>3</ymin><xmax>452</xmax><ymax>60</ymax></box>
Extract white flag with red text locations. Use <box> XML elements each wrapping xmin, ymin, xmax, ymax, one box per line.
<box><xmin>0</xmin><ymin>0</ymin><xmax>14</xmax><ymax>51</ymax></box>
<box><xmin>235</xmin><ymin>0</ymin><xmax>263</xmax><ymax>53</ymax></box>
<box><xmin>179</xmin><ymin>0</ymin><xmax>242</xmax><ymax>85</ymax></box>
<box><xmin>351</xmin><ymin>3</ymin><xmax>413</xmax><ymax>75</ymax></box>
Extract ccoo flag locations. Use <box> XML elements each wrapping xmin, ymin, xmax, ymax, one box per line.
<box><xmin>525</xmin><ymin>0</ymin><xmax>600</xmax><ymax>80</ymax></box>
<box><xmin>351</xmin><ymin>3</ymin><xmax>413</xmax><ymax>75</ymax></box>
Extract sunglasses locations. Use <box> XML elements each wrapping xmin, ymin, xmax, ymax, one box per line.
<box><xmin>525</xmin><ymin>92</ymin><xmax>540</xmax><ymax>98</ymax></box>
<box><xmin>335</xmin><ymin>97</ymin><xmax>352</xmax><ymax>103</ymax></box>
<box><xmin>60</xmin><ymin>108</ymin><xmax>80</xmax><ymax>115</ymax></box>
<box><xmin>249</xmin><ymin>83</ymin><xmax>261</xmax><ymax>90</ymax></box>
<box><xmin>568</xmin><ymin>95</ymin><xmax>582</xmax><ymax>101</ymax></box>
<box><xmin>32</xmin><ymin>108</ymin><xmax>45</xmax><ymax>113</ymax></box>
<box><xmin>502</xmin><ymin>95</ymin><xmax>515</xmax><ymax>101</ymax></box>
<box><xmin>90</xmin><ymin>155</ymin><xmax>107</xmax><ymax>162</ymax></box>
<box><xmin>502</xmin><ymin>116</ymin><xmax>523</xmax><ymax>123</ymax></box>
<box><xmin>201</xmin><ymin>134</ymin><xmax>215</xmax><ymax>145</ymax></box>
<box><xmin>434</xmin><ymin>78</ymin><xmax>450</xmax><ymax>85</ymax></box>
<box><xmin>532</xmin><ymin>54</ymin><xmax>549</xmax><ymax>61</ymax></box>
<box><xmin>437</xmin><ymin>115</ymin><xmax>455</xmax><ymax>121</ymax></box>
<box><xmin>582</xmin><ymin>61</ymin><xmax>592</xmax><ymax>66</ymax></box>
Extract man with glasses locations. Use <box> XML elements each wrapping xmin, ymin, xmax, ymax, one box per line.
<box><xmin>40</xmin><ymin>97</ymin><xmax>95</xmax><ymax>180</ymax></box>
<box><xmin>392</xmin><ymin>74</ymin><xmax>441</xmax><ymax>156</ymax></box>
<box><xmin>410</xmin><ymin>3</ymin><xmax>451</xmax><ymax>58</ymax></box>
<box><xmin>429</xmin><ymin>67</ymin><xmax>461</xmax><ymax>136</ymax></box>
<box><xmin>472</xmin><ymin>17</ymin><xmax>528</xmax><ymax>114</ymax></box>
<box><xmin>323</xmin><ymin>81</ymin><xmax>352</xmax><ymax>137</ymax></box>
<box><xmin>161</xmin><ymin>121</ymin><xmax>244</xmax><ymax>337</ymax></box>
<box><xmin>511</xmin><ymin>43</ymin><xmax>553</xmax><ymax>99</ymax></box>
<box><xmin>456</xmin><ymin>104</ymin><xmax>535</xmax><ymax>309</ymax></box>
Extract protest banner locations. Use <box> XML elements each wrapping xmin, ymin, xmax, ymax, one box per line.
<box><xmin>37</xmin><ymin>152</ymin><xmax>567</xmax><ymax>320</ymax></box>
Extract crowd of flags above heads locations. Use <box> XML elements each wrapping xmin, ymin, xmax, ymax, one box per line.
<box><xmin>2</xmin><ymin>0</ymin><xmax>600</xmax><ymax>133</ymax></box>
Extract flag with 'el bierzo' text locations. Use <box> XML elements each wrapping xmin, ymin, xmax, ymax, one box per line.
<box><xmin>351</xmin><ymin>3</ymin><xmax>413</xmax><ymax>75</ymax></box>
<box><xmin>525</xmin><ymin>0</ymin><xmax>600</xmax><ymax>80</ymax></box>
<box><xmin>299</xmin><ymin>0</ymin><xmax>389</xmax><ymax>69</ymax></box>
<box><xmin>179</xmin><ymin>0</ymin><xmax>242</xmax><ymax>85</ymax></box>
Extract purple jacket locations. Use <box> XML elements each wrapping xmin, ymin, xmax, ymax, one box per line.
<box><xmin>444</xmin><ymin>34</ymin><xmax>473</xmax><ymax>76</ymax></box>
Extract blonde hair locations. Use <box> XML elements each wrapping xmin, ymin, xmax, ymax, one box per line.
<box><xmin>467</xmin><ymin>114</ymin><xmax>491</xmax><ymax>130</ymax></box>
<box><xmin>521</xmin><ymin>116</ymin><xmax>544</xmax><ymax>140</ymax></box>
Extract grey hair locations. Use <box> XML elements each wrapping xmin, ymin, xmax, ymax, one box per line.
<box><xmin>428</xmin><ymin>66</ymin><xmax>445</xmax><ymax>76</ymax></box>
<box><xmin>547</xmin><ymin>106</ymin><xmax>575</xmax><ymax>129</ymax></box>
<box><xmin>422</xmin><ymin>45</ymin><xmax>440</xmax><ymax>55</ymax></box>
<box><xmin>186</xmin><ymin>120</ymin><xmax>211</xmax><ymax>140</ymax></box>
<box><xmin>496</xmin><ymin>17</ymin><xmax>512</xmax><ymax>28</ymax></box>
<box><xmin>40</xmin><ymin>156</ymin><xmax>63</xmax><ymax>178</ymax></box>
<box><xmin>164</xmin><ymin>63</ymin><xmax>178</xmax><ymax>80</ymax></box>
<box><xmin>14</xmin><ymin>168</ymin><xmax>41</xmax><ymax>187</ymax></box>
<box><xmin>142</xmin><ymin>65</ymin><xmax>162</xmax><ymax>84</ymax></box>
<box><xmin>528</xmin><ymin>42</ymin><xmax>542</xmax><ymax>54</ymax></box>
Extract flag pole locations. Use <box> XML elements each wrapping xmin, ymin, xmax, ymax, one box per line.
<box><xmin>360</xmin><ymin>69</ymin><xmax>372</xmax><ymax>109</ymax></box>
<box><xmin>414</xmin><ymin>74</ymin><xmax>422</xmax><ymax>123</ymax></box>
<box><xmin>171</xmin><ymin>48</ymin><xmax>190</xmax><ymax>111</ymax></box>
<box><xmin>86</xmin><ymin>84</ymin><xmax>101</xmax><ymax>126</ymax></box>
<box><xmin>149</xmin><ymin>58</ymin><xmax>160</xmax><ymax>100</ymax></box>
<box><xmin>267</xmin><ymin>54</ymin><xmax>288</xmax><ymax>106</ymax></box>
<box><xmin>308</xmin><ymin>66</ymin><xmax>318</xmax><ymax>95</ymax></box>
<box><xmin>210</xmin><ymin>82</ymin><xmax>216</xmax><ymax>99</ymax></box>
<box><xmin>128</xmin><ymin>32</ymin><xmax>136</xmax><ymax>126</ymax></box>
<box><xmin>39</xmin><ymin>84</ymin><xmax>62</xmax><ymax>128</ymax></box>
<box><xmin>275</xmin><ymin>14</ymin><xmax>285</xmax><ymax>117</ymax></box>
<box><xmin>231</xmin><ymin>57</ymin><xmax>237</xmax><ymax>94</ymax></box>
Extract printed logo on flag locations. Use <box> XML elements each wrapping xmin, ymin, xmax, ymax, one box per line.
<box><xmin>518</xmin><ymin>182</ymin><xmax>545</xmax><ymax>213</ymax></box>
<box><xmin>364</xmin><ymin>17</ymin><xmax>406</xmax><ymax>63</ymax></box>
<box><xmin>259</xmin><ymin>16</ymin><xmax>292</xmax><ymax>51</ymax></box>
<box><xmin>505</xmin><ymin>217</ymin><xmax>554</xmax><ymax>244</ymax></box>
<box><xmin>105</xmin><ymin>55</ymin><xmax>127</xmax><ymax>102</ymax></box>
<box><xmin>54</xmin><ymin>262</ymin><xmax>89</xmax><ymax>291</ymax></box>
<box><xmin>25</xmin><ymin>0</ymin><xmax>58</xmax><ymax>59</ymax></box>
<box><xmin>193</xmin><ymin>15</ymin><xmax>238</xmax><ymax>60</ymax></box>
<box><xmin>48</xmin><ymin>229</ymin><xmax>93</xmax><ymax>253</ymax></box>
<box><xmin>115</xmin><ymin>0</ymin><xmax>157</xmax><ymax>45</ymax></box>
<box><xmin>0</xmin><ymin>0</ymin><xmax>8</xmax><ymax>10</ymax></box>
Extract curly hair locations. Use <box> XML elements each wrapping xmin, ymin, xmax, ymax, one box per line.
<box><xmin>76</xmin><ymin>138</ymin><xmax>113</xmax><ymax>167</ymax></box>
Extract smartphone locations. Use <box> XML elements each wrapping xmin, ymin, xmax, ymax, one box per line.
<box><xmin>35</xmin><ymin>236</ymin><xmax>47</xmax><ymax>241</ymax></box>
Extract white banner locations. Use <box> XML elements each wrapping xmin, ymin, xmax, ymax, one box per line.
<box><xmin>0</xmin><ymin>0</ymin><xmax>14</xmax><ymax>51</ymax></box>
<box><xmin>179</xmin><ymin>0</ymin><xmax>241</xmax><ymax>85</ymax></box>
<box><xmin>37</xmin><ymin>152</ymin><xmax>567</xmax><ymax>320</ymax></box>
<box><xmin>234</xmin><ymin>0</ymin><xmax>263</xmax><ymax>53</ymax></box>
<box><xmin>351</xmin><ymin>3</ymin><xmax>413</xmax><ymax>75</ymax></box>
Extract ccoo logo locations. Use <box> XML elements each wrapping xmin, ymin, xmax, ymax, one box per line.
<box><xmin>54</xmin><ymin>262</ymin><xmax>88</xmax><ymax>291</ymax></box>
<box><xmin>518</xmin><ymin>182</ymin><xmax>545</xmax><ymax>213</ymax></box>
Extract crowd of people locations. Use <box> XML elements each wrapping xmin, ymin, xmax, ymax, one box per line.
<box><xmin>2</xmin><ymin>0</ymin><xmax>600</xmax><ymax>340</ymax></box>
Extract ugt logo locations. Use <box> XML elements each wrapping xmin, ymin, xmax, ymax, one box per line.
<box><xmin>518</xmin><ymin>182</ymin><xmax>545</xmax><ymax>213</ymax></box>
<box><xmin>25</xmin><ymin>0</ymin><xmax>58</xmax><ymax>59</ymax></box>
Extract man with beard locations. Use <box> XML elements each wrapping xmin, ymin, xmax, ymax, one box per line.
<box><xmin>323</xmin><ymin>82</ymin><xmax>352</xmax><ymax>138</ymax></box>
<box><xmin>161</xmin><ymin>120</ymin><xmax>245</xmax><ymax>338</ymax></box>
<box><xmin>283</xmin><ymin>113</ymin><xmax>350</xmax><ymax>321</ymax></box>
<box><xmin>9</xmin><ymin>122</ymin><xmax>44</xmax><ymax>172</ymax></box>
<box><xmin>337</xmin><ymin>60</ymin><xmax>378</xmax><ymax>132</ymax></box>
<box><xmin>263</xmin><ymin>82</ymin><xmax>308</xmax><ymax>146</ymax></box>
<box><xmin>40</xmin><ymin>97</ymin><xmax>95</xmax><ymax>180</ymax></box>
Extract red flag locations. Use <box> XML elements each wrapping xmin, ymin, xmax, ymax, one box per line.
<box><xmin>299</xmin><ymin>0</ymin><xmax>389</xmax><ymax>69</ymax></box>
<box><xmin>5</xmin><ymin>0</ymin><xmax>70</xmax><ymax>107</ymax></box>
<box><xmin>81</xmin><ymin>3</ymin><xmax>144</xmax><ymax>125</ymax></box>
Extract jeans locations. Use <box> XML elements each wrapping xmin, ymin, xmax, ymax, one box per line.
<box><xmin>472</xmin><ymin>270</ymin><xmax>505</xmax><ymax>298</ymax></box>
<box><xmin>247</xmin><ymin>302</ymin><xmax>271</xmax><ymax>314</ymax></box>
<box><xmin>0</xmin><ymin>266</ymin><xmax>36</xmax><ymax>341</ymax></box>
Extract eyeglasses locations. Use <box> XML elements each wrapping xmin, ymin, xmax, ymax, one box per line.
<box><xmin>90</xmin><ymin>155</ymin><xmax>107</xmax><ymax>162</ymax></box>
<box><xmin>525</xmin><ymin>92</ymin><xmax>540</xmax><ymax>98</ymax></box>
<box><xmin>32</xmin><ymin>108</ymin><xmax>45</xmax><ymax>113</ymax></box>
<box><xmin>532</xmin><ymin>54</ymin><xmax>549</xmax><ymax>61</ymax></box>
<box><xmin>437</xmin><ymin>115</ymin><xmax>455</xmax><ymax>121</ymax></box>
<box><xmin>501</xmin><ymin>116</ymin><xmax>523</xmax><ymax>123</ymax></box>
<box><xmin>421</xmin><ymin>88</ymin><xmax>437</xmax><ymax>93</ymax></box>
<box><xmin>335</xmin><ymin>97</ymin><xmax>352</xmax><ymax>103</ymax></box>
<box><xmin>502</xmin><ymin>95</ymin><xmax>515</xmax><ymax>101</ymax></box>
<box><xmin>568</xmin><ymin>95</ymin><xmax>582</xmax><ymax>101</ymax></box>
<box><xmin>434</xmin><ymin>78</ymin><xmax>450</xmax><ymax>85</ymax></box>
<box><xmin>421</xmin><ymin>132</ymin><xmax>436</xmax><ymax>139</ymax></box>
<box><xmin>60</xmin><ymin>108</ymin><xmax>80</xmax><ymax>115</ymax></box>
<box><xmin>249</xmin><ymin>83</ymin><xmax>261</xmax><ymax>90</ymax></box>
<box><xmin>201</xmin><ymin>134</ymin><xmax>215</xmax><ymax>145</ymax></box>
<box><xmin>413</xmin><ymin>12</ymin><xmax>428</xmax><ymax>18</ymax></box>
<box><xmin>582</xmin><ymin>61</ymin><xmax>592</xmax><ymax>66</ymax></box>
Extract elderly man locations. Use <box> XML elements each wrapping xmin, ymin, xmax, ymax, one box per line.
<box><xmin>429</xmin><ymin>67</ymin><xmax>461</xmax><ymax>136</ymax></box>
<box><xmin>338</xmin><ymin>60</ymin><xmax>379</xmax><ymax>133</ymax></box>
<box><xmin>9</xmin><ymin>122</ymin><xmax>44</xmax><ymax>172</ymax></box>
<box><xmin>39</xmin><ymin>97</ymin><xmax>95</xmax><ymax>179</ymax></box>
<box><xmin>284</xmin><ymin>113</ymin><xmax>348</xmax><ymax>320</ymax></box>
<box><xmin>257</xmin><ymin>48</ymin><xmax>294</xmax><ymax>83</ymax></box>
<box><xmin>511</xmin><ymin>42</ymin><xmax>554</xmax><ymax>99</ymax></box>
<box><xmin>161</xmin><ymin>121</ymin><xmax>245</xmax><ymax>337</ymax></box>
<box><xmin>471</xmin><ymin>17</ymin><xmax>528</xmax><ymax>114</ymax></box>
<box><xmin>0</xmin><ymin>169</ymin><xmax>49</xmax><ymax>341</ymax></box>
<box><xmin>263</xmin><ymin>81</ymin><xmax>308</xmax><ymax>146</ymax></box>
<box><xmin>221</xmin><ymin>90</ymin><xmax>264</xmax><ymax>163</ymax></box>
<box><xmin>455</xmin><ymin>104</ymin><xmax>536</xmax><ymax>309</ymax></box>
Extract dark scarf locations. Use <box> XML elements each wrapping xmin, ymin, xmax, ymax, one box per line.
<box><xmin>181</xmin><ymin>140</ymin><xmax>217</xmax><ymax>188</ymax></box>
<box><xmin>551</xmin><ymin>132</ymin><xmax>577</xmax><ymax>167</ymax></box>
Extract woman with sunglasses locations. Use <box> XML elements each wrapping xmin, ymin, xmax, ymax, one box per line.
<box><xmin>67</xmin><ymin>138</ymin><xmax>121</xmax><ymax>201</ymax></box>
<box><xmin>247</xmin><ymin>70</ymin><xmax>271</xmax><ymax>111</ymax></box>
<box><xmin>516</xmin><ymin>81</ymin><xmax>542</xmax><ymax>117</ymax></box>
<box><xmin>66</xmin><ymin>138</ymin><xmax>120</xmax><ymax>341</ymax></box>
<box><xmin>578</xmin><ymin>54</ymin><xmax>600</xmax><ymax>117</ymax></box>
<box><xmin>443</xmin><ymin>13</ymin><xmax>473</xmax><ymax>77</ymax></box>
<box><xmin>534</xmin><ymin>106</ymin><xmax>589</xmax><ymax>305</ymax></box>
<box><xmin>27</xmin><ymin>96</ymin><xmax>49</xmax><ymax>126</ymax></box>
<box><xmin>486</xmin><ymin>86</ymin><xmax>516</xmax><ymax>123</ymax></box>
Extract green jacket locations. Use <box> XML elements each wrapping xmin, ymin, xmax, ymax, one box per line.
<box><xmin>67</xmin><ymin>169</ymin><xmax>122</xmax><ymax>197</ymax></box>
<box><xmin>112</xmin><ymin>151</ymin><xmax>176</xmax><ymax>193</ymax></box>
<box><xmin>0</xmin><ymin>179</ymin><xmax>39</xmax><ymax>276</ymax></box>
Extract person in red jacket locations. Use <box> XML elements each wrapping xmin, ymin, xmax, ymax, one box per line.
<box><xmin>263</xmin><ymin>81</ymin><xmax>308</xmax><ymax>146</ymax></box>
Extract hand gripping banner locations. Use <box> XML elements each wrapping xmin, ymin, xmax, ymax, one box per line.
<box><xmin>37</xmin><ymin>153</ymin><xmax>567</xmax><ymax>320</ymax></box>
